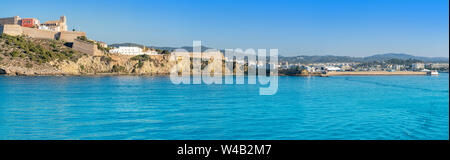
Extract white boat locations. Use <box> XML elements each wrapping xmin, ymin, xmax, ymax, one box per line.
<box><xmin>429</xmin><ymin>70</ymin><xmax>439</xmax><ymax>75</ymax></box>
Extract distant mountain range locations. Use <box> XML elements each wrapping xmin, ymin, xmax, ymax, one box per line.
<box><xmin>109</xmin><ymin>43</ymin><xmax>214</xmax><ymax>52</ymax></box>
<box><xmin>109</xmin><ymin>43</ymin><xmax>449</xmax><ymax>63</ymax></box>
<box><xmin>364</xmin><ymin>53</ymin><xmax>448</xmax><ymax>62</ymax></box>
<box><xmin>110</xmin><ymin>43</ymin><xmax>147</xmax><ymax>49</ymax></box>
<box><xmin>280</xmin><ymin>53</ymin><xmax>449</xmax><ymax>63</ymax></box>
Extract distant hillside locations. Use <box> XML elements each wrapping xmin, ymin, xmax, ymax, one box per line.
<box><xmin>109</xmin><ymin>43</ymin><xmax>147</xmax><ymax>48</ymax></box>
<box><xmin>109</xmin><ymin>43</ymin><xmax>448</xmax><ymax>63</ymax></box>
<box><xmin>364</xmin><ymin>53</ymin><xmax>448</xmax><ymax>63</ymax></box>
<box><xmin>279</xmin><ymin>55</ymin><xmax>364</xmax><ymax>64</ymax></box>
<box><xmin>110</xmin><ymin>43</ymin><xmax>213</xmax><ymax>52</ymax></box>
<box><xmin>280</xmin><ymin>53</ymin><xmax>448</xmax><ymax>64</ymax></box>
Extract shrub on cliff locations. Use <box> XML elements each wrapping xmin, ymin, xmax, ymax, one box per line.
<box><xmin>10</xmin><ymin>50</ymin><xmax>19</xmax><ymax>57</ymax></box>
<box><xmin>154</xmin><ymin>48</ymin><xmax>170</xmax><ymax>54</ymax></box>
<box><xmin>25</xmin><ymin>63</ymin><xmax>33</xmax><ymax>68</ymax></box>
<box><xmin>130</xmin><ymin>55</ymin><xmax>150</xmax><ymax>68</ymax></box>
<box><xmin>50</xmin><ymin>43</ymin><xmax>57</xmax><ymax>49</ymax></box>
<box><xmin>77</xmin><ymin>36</ymin><xmax>94</xmax><ymax>44</ymax></box>
<box><xmin>137</xmin><ymin>60</ymin><xmax>145</xmax><ymax>68</ymax></box>
<box><xmin>161</xmin><ymin>50</ymin><xmax>170</xmax><ymax>54</ymax></box>
<box><xmin>97</xmin><ymin>44</ymin><xmax>111</xmax><ymax>53</ymax></box>
<box><xmin>77</xmin><ymin>36</ymin><xmax>88</xmax><ymax>41</ymax></box>
<box><xmin>100</xmin><ymin>56</ymin><xmax>113</xmax><ymax>64</ymax></box>
<box><xmin>130</xmin><ymin>55</ymin><xmax>150</xmax><ymax>61</ymax></box>
<box><xmin>112</xmin><ymin>65</ymin><xmax>126</xmax><ymax>73</ymax></box>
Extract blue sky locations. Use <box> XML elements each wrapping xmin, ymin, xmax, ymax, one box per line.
<box><xmin>1</xmin><ymin>0</ymin><xmax>448</xmax><ymax>57</ymax></box>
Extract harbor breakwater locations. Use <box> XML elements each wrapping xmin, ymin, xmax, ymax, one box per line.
<box><xmin>325</xmin><ymin>71</ymin><xmax>428</xmax><ymax>76</ymax></box>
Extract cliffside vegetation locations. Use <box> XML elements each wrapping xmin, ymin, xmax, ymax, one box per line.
<box><xmin>154</xmin><ymin>48</ymin><xmax>170</xmax><ymax>54</ymax></box>
<box><xmin>76</xmin><ymin>36</ymin><xmax>94</xmax><ymax>44</ymax></box>
<box><xmin>131</xmin><ymin>55</ymin><xmax>150</xmax><ymax>68</ymax></box>
<box><xmin>0</xmin><ymin>33</ymin><xmax>84</xmax><ymax>64</ymax></box>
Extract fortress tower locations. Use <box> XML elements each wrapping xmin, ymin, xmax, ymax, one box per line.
<box><xmin>60</xmin><ymin>15</ymin><xmax>67</xmax><ymax>31</ymax></box>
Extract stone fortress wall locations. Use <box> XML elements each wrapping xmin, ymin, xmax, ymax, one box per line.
<box><xmin>72</xmin><ymin>39</ymin><xmax>103</xmax><ymax>56</ymax></box>
<box><xmin>0</xmin><ymin>24</ymin><xmax>22</xmax><ymax>36</ymax></box>
<box><xmin>59</xmin><ymin>31</ymin><xmax>86</xmax><ymax>42</ymax></box>
<box><xmin>22</xmin><ymin>26</ymin><xmax>59</xmax><ymax>39</ymax></box>
<box><xmin>0</xmin><ymin>24</ymin><xmax>85</xmax><ymax>42</ymax></box>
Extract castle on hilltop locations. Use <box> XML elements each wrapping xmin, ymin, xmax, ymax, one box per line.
<box><xmin>0</xmin><ymin>15</ymin><xmax>84</xmax><ymax>42</ymax></box>
<box><xmin>0</xmin><ymin>15</ymin><xmax>107</xmax><ymax>56</ymax></box>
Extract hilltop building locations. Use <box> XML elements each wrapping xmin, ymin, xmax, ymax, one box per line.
<box><xmin>97</xmin><ymin>41</ymin><xmax>108</xmax><ymax>48</ymax></box>
<box><xmin>1</xmin><ymin>16</ymin><xmax>67</xmax><ymax>31</ymax></box>
<box><xmin>0</xmin><ymin>15</ymin><xmax>83</xmax><ymax>42</ymax></box>
<box><xmin>39</xmin><ymin>16</ymin><xmax>67</xmax><ymax>31</ymax></box>
<box><xmin>21</xmin><ymin>18</ymin><xmax>40</xmax><ymax>28</ymax></box>
<box><xmin>0</xmin><ymin>16</ymin><xmax>21</xmax><ymax>25</ymax></box>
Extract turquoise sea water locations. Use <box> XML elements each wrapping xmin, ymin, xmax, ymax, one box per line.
<box><xmin>0</xmin><ymin>74</ymin><xmax>448</xmax><ymax>140</ymax></box>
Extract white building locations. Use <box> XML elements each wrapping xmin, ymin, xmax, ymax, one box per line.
<box><xmin>110</xmin><ymin>46</ymin><xmax>158</xmax><ymax>55</ymax></box>
<box><xmin>394</xmin><ymin>65</ymin><xmax>404</xmax><ymax>71</ymax></box>
<box><xmin>326</xmin><ymin>66</ymin><xmax>341</xmax><ymax>71</ymax></box>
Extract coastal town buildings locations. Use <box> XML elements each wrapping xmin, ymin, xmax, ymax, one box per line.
<box><xmin>340</xmin><ymin>65</ymin><xmax>353</xmax><ymax>71</ymax></box>
<box><xmin>325</xmin><ymin>66</ymin><xmax>341</xmax><ymax>71</ymax></box>
<box><xmin>278</xmin><ymin>60</ymin><xmax>449</xmax><ymax>75</ymax></box>
<box><xmin>412</xmin><ymin>63</ymin><xmax>425</xmax><ymax>70</ymax></box>
<box><xmin>393</xmin><ymin>64</ymin><xmax>405</xmax><ymax>71</ymax></box>
<box><xmin>430</xmin><ymin>63</ymin><xmax>449</xmax><ymax>69</ymax></box>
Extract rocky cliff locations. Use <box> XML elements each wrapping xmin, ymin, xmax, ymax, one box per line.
<box><xmin>0</xmin><ymin>34</ymin><xmax>176</xmax><ymax>76</ymax></box>
<box><xmin>0</xmin><ymin>34</ymin><xmax>236</xmax><ymax>76</ymax></box>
